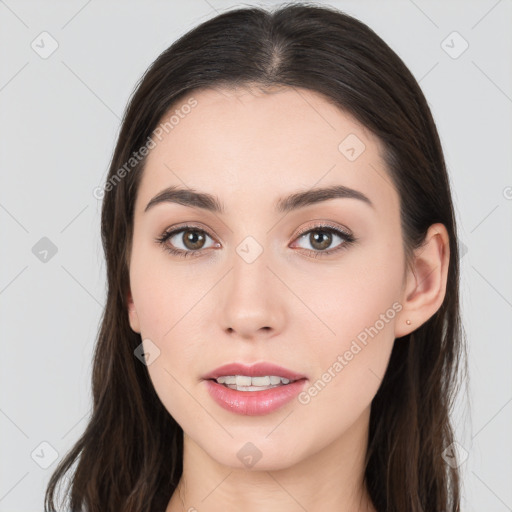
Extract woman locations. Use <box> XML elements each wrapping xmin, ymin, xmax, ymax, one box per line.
<box><xmin>45</xmin><ymin>3</ymin><xmax>467</xmax><ymax>511</ymax></box>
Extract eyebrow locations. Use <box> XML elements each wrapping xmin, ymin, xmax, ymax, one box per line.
<box><xmin>144</xmin><ymin>184</ymin><xmax>374</xmax><ymax>214</ymax></box>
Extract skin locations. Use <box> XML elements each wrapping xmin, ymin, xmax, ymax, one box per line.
<box><xmin>126</xmin><ymin>85</ymin><xmax>450</xmax><ymax>512</ymax></box>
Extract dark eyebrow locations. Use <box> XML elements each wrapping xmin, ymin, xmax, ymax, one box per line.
<box><xmin>275</xmin><ymin>184</ymin><xmax>374</xmax><ymax>213</ymax></box>
<box><xmin>144</xmin><ymin>184</ymin><xmax>374</xmax><ymax>214</ymax></box>
<box><xmin>144</xmin><ymin>186</ymin><xmax>224</xmax><ymax>214</ymax></box>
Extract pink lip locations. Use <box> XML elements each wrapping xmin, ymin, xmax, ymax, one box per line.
<box><xmin>201</xmin><ymin>362</ymin><xmax>307</xmax><ymax>416</ymax></box>
<box><xmin>204</xmin><ymin>378</ymin><xmax>308</xmax><ymax>416</ymax></box>
<box><xmin>201</xmin><ymin>362</ymin><xmax>307</xmax><ymax>381</ymax></box>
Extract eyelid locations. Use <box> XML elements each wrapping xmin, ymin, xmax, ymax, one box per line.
<box><xmin>158</xmin><ymin>222</ymin><xmax>217</xmax><ymax>240</ymax></box>
<box><xmin>292</xmin><ymin>220</ymin><xmax>353</xmax><ymax>240</ymax></box>
<box><xmin>159</xmin><ymin>223</ymin><xmax>219</xmax><ymax>243</ymax></box>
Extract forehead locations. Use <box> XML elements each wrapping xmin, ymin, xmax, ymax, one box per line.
<box><xmin>135</xmin><ymin>85</ymin><xmax>398</xmax><ymax>217</ymax></box>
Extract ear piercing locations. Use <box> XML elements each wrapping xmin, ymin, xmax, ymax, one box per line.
<box><xmin>406</xmin><ymin>319</ymin><xmax>411</xmax><ymax>325</ymax></box>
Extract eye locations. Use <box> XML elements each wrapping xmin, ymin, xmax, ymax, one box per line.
<box><xmin>290</xmin><ymin>223</ymin><xmax>356</xmax><ymax>258</ymax></box>
<box><xmin>155</xmin><ymin>224</ymin><xmax>220</xmax><ymax>258</ymax></box>
<box><xmin>155</xmin><ymin>222</ymin><xmax>356</xmax><ymax>259</ymax></box>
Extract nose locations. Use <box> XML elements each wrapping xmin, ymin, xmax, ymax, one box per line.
<box><xmin>218</xmin><ymin>245</ymin><xmax>286</xmax><ymax>340</ymax></box>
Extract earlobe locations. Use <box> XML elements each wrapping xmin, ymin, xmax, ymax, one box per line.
<box><xmin>395</xmin><ymin>223</ymin><xmax>450</xmax><ymax>338</ymax></box>
<box><xmin>127</xmin><ymin>292</ymin><xmax>141</xmax><ymax>334</ymax></box>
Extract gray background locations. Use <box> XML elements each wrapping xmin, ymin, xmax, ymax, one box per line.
<box><xmin>1</xmin><ymin>0</ymin><xmax>511</xmax><ymax>510</ymax></box>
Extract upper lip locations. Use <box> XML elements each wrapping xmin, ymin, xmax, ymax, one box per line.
<box><xmin>202</xmin><ymin>362</ymin><xmax>307</xmax><ymax>381</ymax></box>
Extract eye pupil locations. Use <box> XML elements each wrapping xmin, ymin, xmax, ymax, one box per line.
<box><xmin>310</xmin><ymin>231</ymin><xmax>332</xmax><ymax>250</ymax></box>
<box><xmin>184</xmin><ymin>230</ymin><xmax>205</xmax><ymax>250</ymax></box>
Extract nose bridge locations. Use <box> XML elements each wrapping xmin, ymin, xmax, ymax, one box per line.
<box><xmin>230</xmin><ymin>234</ymin><xmax>272</xmax><ymax>303</ymax></box>
<box><xmin>219</xmin><ymin>233</ymin><xmax>284</xmax><ymax>337</ymax></box>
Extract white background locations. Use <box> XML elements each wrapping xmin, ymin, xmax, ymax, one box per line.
<box><xmin>1</xmin><ymin>0</ymin><xmax>511</xmax><ymax>510</ymax></box>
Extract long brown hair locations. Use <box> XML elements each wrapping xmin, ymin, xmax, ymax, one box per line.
<box><xmin>45</xmin><ymin>3</ymin><xmax>468</xmax><ymax>510</ymax></box>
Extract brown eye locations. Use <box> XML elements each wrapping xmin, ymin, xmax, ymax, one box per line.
<box><xmin>308</xmin><ymin>231</ymin><xmax>333</xmax><ymax>251</ymax></box>
<box><xmin>156</xmin><ymin>225</ymin><xmax>219</xmax><ymax>258</ymax></box>
<box><xmin>180</xmin><ymin>229</ymin><xmax>207</xmax><ymax>250</ymax></box>
<box><xmin>167</xmin><ymin>228</ymin><xmax>216</xmax><ymax>252</ymax></box>
<box><xmin>291</xmin><ymin>225</ymin><xmax>356</xmax><ymax>257</ymax></box>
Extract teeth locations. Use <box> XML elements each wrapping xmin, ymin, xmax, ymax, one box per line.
<box><xmin>252</xmin><ymin>376</ymin><xmax>270</xmax><ymax>386</ymax></box>
<box><xmin>227</xmin><ymin>385</ymin><xmax>278</xmax><ymax>391</ymax></box>
<box><xmin>215</xmin><ymin>375</ymin><xmax>293</xmax><ymax>388</ymax></box>
<box><xmin>236</xmin><ymin>375</ymin><xmax>252</xmax><ymax>387</ymax></box>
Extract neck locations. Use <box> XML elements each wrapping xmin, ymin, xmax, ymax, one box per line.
<box><xmin>166</xmin><ymin>406</ymin><xmax>376</xmax><ymax>512</ymax></box>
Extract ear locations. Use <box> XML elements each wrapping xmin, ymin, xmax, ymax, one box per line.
<box><xmin>394</xmin><ymin>223</ymin><xmax>450</xmax><ymax>339</ymax></box>
<box><xmin>127</xmin><ymin>290</ymin><xmax>141</xmax><ymax>334</ymax></box>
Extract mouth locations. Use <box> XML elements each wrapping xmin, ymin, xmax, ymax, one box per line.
<box><xmin>201</xmin><ymin>362</ymin><xmax>308</xmax><ymax>415</ymax></box>
<box><xmin>207</xmin><ymin>375</ymin><xmax>303</xmax><ymax>392</ymax></box>
<box><xmin>202</xmin><ymin>361</ymin><xmax>307</xmax><ymax>389</ymax></box>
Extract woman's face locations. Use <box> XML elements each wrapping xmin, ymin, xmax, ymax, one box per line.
<box><xmin>127</xmin><ymin>85</ymin><xmax>408</xmax><ymax>470</ymax></box>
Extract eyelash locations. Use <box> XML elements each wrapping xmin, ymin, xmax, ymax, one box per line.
<box><xmin>154</xmin><ymin>222</ymin><xmax>357</xmax><ymax>259</ymax></box>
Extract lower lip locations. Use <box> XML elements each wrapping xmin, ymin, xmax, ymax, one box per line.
<box><xmin>204</xmin><ymin>379</ymin><xmax>308</xmax><ymax>416</ymax></box>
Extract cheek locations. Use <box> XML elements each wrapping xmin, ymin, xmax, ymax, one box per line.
<box><xmin>129</xmin><ymin>245</ymin><xmax>211</xmax><ymax>409</ymax></box>
<box><xmin>296</xmin><ymin>290</ymin><xmax>397</xmax><ymax>444</ymax></box>
<box><xmin>302</xmin><ymin>248</ymin><xmax>403</xmax><ymax>407</ymax></box>
<box><xmin>129</xmin><ymin>241</ymin><xmax>205</xmax><ymax>340</ymax></box>
<box><xmin>307</xmin><ymin>253</ymin><xmax>403</xmax><ymax>345</ymax></box>
<box><xmin>330</xmin><ymin>234</ymin><xmax>404</xmax><ymax>337</ymax></box>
